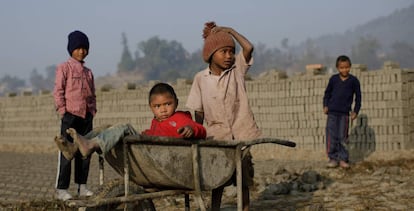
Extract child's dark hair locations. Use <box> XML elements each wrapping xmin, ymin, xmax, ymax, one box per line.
<box><xmin>148</xmin><ymin>83</ymin><xmax>178</xmax><ymax>104</ymax></box>
<box><xmin>336</xmin><ymin>55</ymin><xmax>352</xmax><ymax>67</ymax></box>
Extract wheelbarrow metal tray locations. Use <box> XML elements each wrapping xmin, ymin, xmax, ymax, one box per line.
<box><xmin>104</xmin><ymin>135</ymin><xmax>237</xmax><ymax>191</ymax></box>
<box><xmin>104</xmin><ymin>135</ymin><xmax>295</xmax><ymax>191</ymax></box>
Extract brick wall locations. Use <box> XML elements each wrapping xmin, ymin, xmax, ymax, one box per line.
<box><xmin>1</xmin><ymin>62</ymin><xmax>413</xmax><ymax>154</ymax></box>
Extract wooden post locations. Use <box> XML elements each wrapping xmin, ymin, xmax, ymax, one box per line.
<box><xmin>123</xmin><ymin>142</ymin><xmax>130</xmax><ymax>211</ymax></box>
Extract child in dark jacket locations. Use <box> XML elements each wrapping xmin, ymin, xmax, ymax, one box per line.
<box><xmin>323</xmin><ymin>55</ymin><xmax>361</xmax><ymax>169</ymax></box>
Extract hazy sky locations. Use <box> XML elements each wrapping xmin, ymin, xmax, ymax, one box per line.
<box><xmin>1</xmin><ymin>0</ymin><xmax>413</xmax><ymax>80</ymax></box>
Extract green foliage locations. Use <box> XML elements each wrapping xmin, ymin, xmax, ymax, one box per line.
<box><xmin>29</xmin><ymin>65</ymin><xmax>56</xmax><ymax>92</ymax></box>
<box><xmin>0</xmin><ymin>74</ymin><xmax>26</xmax><ymax>96</ymax></box>
<box><xmin>251</xmin><ymin>43</ymin><xmax>287</xmax><ymax>75</ymax></box>
<box><xmin>135</xmin><ymin>36</ymin><xmax>188</xmax><ymax>80</ymax></box>
<box><xmin>117</xmin><ymin>33</ymin><xmax>135</xmax><ymax>73</ymax></box>
<box><xmin>387</xmin><ymin>41</ymin><xmax>414</xmax><ymax>68</ymax></box>
<box><xmin>2</xmin><ymin>4</ymin><xmax>414</xmax><ymax>94</ymax></box>
<box><xmin>351</xmin><ymin>36</ymin><xmax>382</xmax><ymax>69</ymax></box>
<box><xmin>118</xmin><ymin>36</ymin><xmax>205</xmax><ymax>82</ymax></box>
<box><xmin>295</xmin><ymin>4</ymin><xmax>414</xmax><ymax>69</ymax></box>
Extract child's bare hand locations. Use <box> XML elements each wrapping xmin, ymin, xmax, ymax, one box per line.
<box><xmin>351</xmin><ymin>112</ymin><xmax>358</xmax><ymax>120</ymax></box>
<box><xmin>177</xmin><ymin>126</ymin><xmax>194</xmax><ymax>138</ymax></box>
<box><xmin>323</xmin><ymin>107</ymin><xmax>328</xmax><ymax>114</ymax></box>
<box><xmin>212</xmin><ymin>26</ymin><xmax>232</xmax><ymax>34</ymax></box>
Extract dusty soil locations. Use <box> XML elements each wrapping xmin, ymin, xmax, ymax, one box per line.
<box><xmin>1</xmin><ymin>143</ymin><xmax>413</xmax><ymax>210</ymax></box>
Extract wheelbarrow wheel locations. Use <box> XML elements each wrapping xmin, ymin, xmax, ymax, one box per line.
<box><xmin>89</xmin><ymin>179</ymin><xmax>156</xmax><ymax>211</ymax></box>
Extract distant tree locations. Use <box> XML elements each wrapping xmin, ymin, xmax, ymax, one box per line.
<box><xmin>45</xmin><ymin>65</ymin><xmax>56</xmax><ymax>82</ymax></box>
<box><xmin>29</xmin><ymin>69</ymin><xmax>44</xmax><ymax>92</ymax></box>
<box><xmin>288</xmin><ymin>39</ymin><xmax>335</xmax><ymax>73</ymax></box>
<box><xmin>135</xmin><ymin>36</ymin><xmax>189</xmax><ymax>80</ymax></box>
<box><xmin>117</xmin><ymin>32</ymin><xmax>135</xmax><ymax>73</ymax></box>
<box><xmin>351</xmin><ymin>36</ymin><xmax>382</xmax><ymax>69</ymax></box>
<box><xmin>388</xmin><ymin>41</ymin><xmax>414</xmax><ymax>68</ymax></box>
<box><xmin>29</xmin><ymin>65</ymin><xmax>56</xmax><ymax>92</ymax></box>
<box><xmin>252</xmin><ymin>43</ymin><xmax>284</xmax><ymax>75</ymax></box>
<box><xmin>44</xmin><ymin>65</ymin><xmax>56</xmax><ymax>91</ymax></box>
<box><xmin>182</xmin><ymin>49</ymin><xmax>205</xmax><ymax>79</ymax></box>
<box><xmin>281</xmin><ymin>38</ymin><xmax>289</xmax><ymax>49</ymax></box>
<box><xmin>0</xmin><ymin>74</ymin><xmax>26</xmax><ymax>95</ymax></box>
<box><xmin>301</xmin><ymin>39</ymin><xmax>321</xmax><ymax>64</ymax></box>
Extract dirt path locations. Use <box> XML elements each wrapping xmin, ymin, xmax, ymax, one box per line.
<box><xmin>1</xmin><ymin>144</ymin><xmax>414</xmax><ymax>210</ymax></box>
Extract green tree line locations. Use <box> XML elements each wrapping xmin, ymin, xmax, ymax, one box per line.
<box><xmin>2</xmin><ymin>4</ymin><xmax>414</xmax><ymax>96</ymax></box>
<box><xmin>1</xmin><ymin>34</ymin><xmax>414</xmax><ymax>96</ymax></box>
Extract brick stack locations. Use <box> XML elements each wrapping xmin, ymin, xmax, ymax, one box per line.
<box><xmin>1</xmin><ymin>62</ymin><xmax>413</xmax><ymax>158</ymax></box>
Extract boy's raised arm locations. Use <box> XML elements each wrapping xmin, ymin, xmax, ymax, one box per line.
<box><xmin>214</xmin><ymin>26</ymin><xmax>254</xmax><ymax>63</ymax></box>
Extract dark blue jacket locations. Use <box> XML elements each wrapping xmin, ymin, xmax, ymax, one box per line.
<box><xmin>323</xmin><ymin>74</ymin><xmax>361</xmax><ymax>115</ymax></box>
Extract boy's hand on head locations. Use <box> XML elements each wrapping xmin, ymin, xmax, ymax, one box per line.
<box><xmin>213</xmin><ymin>26</ymin><xmax>232</xmax><ymax>34</ymax></box>
<box><xmin>323</xmin><ymin>107</ymin><xmax>328</xmax><ymax>114</ymax></box>
<box><xmin>177</xmin><ymin>126</ymin><xmax>194</xmax><ymax>138</ymax></box>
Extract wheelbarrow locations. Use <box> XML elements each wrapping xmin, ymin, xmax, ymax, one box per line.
<box><xmin>67</xmin><ymin>135</ymin><xmax>296</xmax><ymax>211</ymax></box>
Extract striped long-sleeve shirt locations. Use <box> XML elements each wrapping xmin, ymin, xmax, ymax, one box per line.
<box><xmin>53</xmin><ymin>57</ymin><xmax>96</xmax><ymax>118</ymax></box>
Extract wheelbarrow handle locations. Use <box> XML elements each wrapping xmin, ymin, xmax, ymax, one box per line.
<box><xmin>242</xmin><ymin>138</ymin><xmax>296</xmax><ymax>148</ymax></box>
<box><xmin>123</xmin><ymin>135</ymin><xmax>296</xmax><ymax>148</ymax></box>
<box><xmin>268</xmin><ymin>139</ymin><xmax>296</xmax><ymax>147</ymax></box>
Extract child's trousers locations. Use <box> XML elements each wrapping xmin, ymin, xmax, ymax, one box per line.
<box><xmin>56</xmin><ymin>112</ymin><xmax>93</xmax><ymax>189</ymax></box>
<box><xmin>325</xmin><ymin>113</ymin><xmax>349</xmax><ymax>162</ymax></box>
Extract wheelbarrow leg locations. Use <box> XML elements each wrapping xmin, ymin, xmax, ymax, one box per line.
<box><xmin>185</xmin><ymin>194</ymin><xmax>190</xmax><ymax>211</ymax></box>
<box><xmin>123</xmin><ymin>141</ymin><xmax>130</xmax><ymax>211</ymax></box>
<box><xmin>191</xmin><ymin>144</ymin><xmax>207</xmax><ymax>211</ymax></box>
<box><xmin>236</xmin><ymin>145</ymin><xmax>243</xmax><ymax>211</ymax></box>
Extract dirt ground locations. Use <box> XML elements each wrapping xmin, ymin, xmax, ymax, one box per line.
<box><xmin>1</xmin><ymin>143</ymin><xmax>414</xmax><ymax>211</ymax></box>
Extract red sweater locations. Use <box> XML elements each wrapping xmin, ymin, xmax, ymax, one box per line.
<box><xmin>142</xmin><ymin>111</ymin><xmax>206</xmax><ymax>139</ymax></box>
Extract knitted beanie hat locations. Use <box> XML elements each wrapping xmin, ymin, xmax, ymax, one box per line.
<box><xmin>67</xmin><ymin>30</ymin><xmax>89</xmax><ymax>55</ymax></box>
<box><xmin>202</xmin><ymin>22</ymin><xmax>235</xmax><ymax>63</ymax></box>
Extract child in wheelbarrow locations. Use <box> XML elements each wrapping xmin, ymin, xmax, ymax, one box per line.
<box><xmin>54</xmin><ymin>82</ymin><xmax>206</xmax><ymax>162</ymax></box>
<box><xmin>186</xmin><ymin>21</ymin><xmax>261</xmax><ymax>211</ymax></box>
